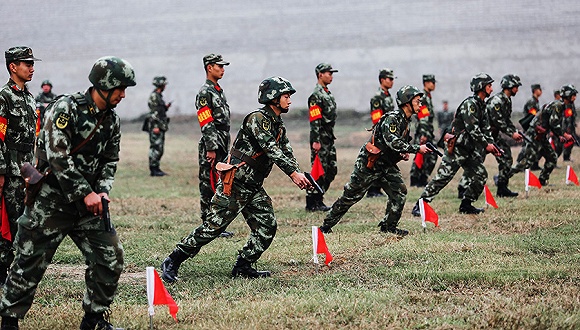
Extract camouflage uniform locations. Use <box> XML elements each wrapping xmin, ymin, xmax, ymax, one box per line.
<box><xmin>147</xmin><ymin>83</ymin><xmax>169</xmax><ymax>171</ymax></box>
<box><xmin>410</xmin><ymin>76</ymin><xmax>437</xmax><ymax>187</ymax></box>
<box><xmin>516</xmin><ymin>87</ymin><xmax>541</xmax><ymax>167</ymax></box>
<box><xmin>561</xmin><ymin>102</ymin><xmax>576</xmax><ymax>160</ymax></box>
<box><xmin>487</xmin><ymin>90</ymin><xmax>518</xmax><ymax>189</ymax></box>
<box><xmin>35</xmin><ymin>81</ymin><xmax>56</xmax><ymax>132</ymax></box>
<box><xmin>436</xmin><ymin>103</ymin><xmax>454</xmax><ymax>135</ymax></box>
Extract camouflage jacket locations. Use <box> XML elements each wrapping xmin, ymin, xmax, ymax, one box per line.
<box><xmin>309</xmin><ymin>84</ymin><xmax>336</xmax><ymax>143</ymax></box>
<box><xmin>562</xmin><ymin>102</ymin><xmax>576</xmax><ymax>133</ymax></box>
<box><xmin>520</xmin><ymin>96</ymin><xmax>540</xmax><ymax>131</ymax></box>
<box><xmin>0</xmin><ymin>78</ymin><xmax>37</xmax><ymax>177</ymax></box>
<box><xmin>148</xmin><ymin>90</ymin><xmax>169</xmax><ymax>131</ymax></box>
<box><xmin>36</xmin><ymin>89</ymin><xmax>120</xmax><ymax>213</ymax></box>
<box><xmin>196</xmin><ymin>79</ymin><xmax>231</xmax><ymax>152</ymax></box>
<box><xmin>436</xmin><ymin>110</ymin><xmax>454</xmax><ymax>133</ymax></box>
<box><xmin>452</xmin><ymin>95</ymin><xmax>494</xmax><ymax>153</ymax></box>
<box><xmin>414</xmin><ymin>90</ymin><xmax>435</xmax><ymax>141</ymax></box>
<box><xmin>229</xmin><ymin>106</ymin><xmax>300</xmax><ymax>188</ymax></box>
<box><xmin>486</xmin><ymin>91</ymin><xmax>517</xmax><ymax>139</ymax></box>
<box><xmin>35</xmin><ymin>91</ymin><xmax>57</xmax><ymax>111</ymax></box>
<box><xmin>368</xmin><ymin>108</ymin><xmax>419</xmax><ymax>168</ymax></box>
<box><xmin>369</xmin><ymin>88</ymin><xmax>394</xmax><ymax>124</ymax></box>
<box><xmin>528</xmin><ymin>100</ymin><xmax>564</xmax><ymax>137</ymax></box>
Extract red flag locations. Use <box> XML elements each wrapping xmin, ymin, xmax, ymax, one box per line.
<box><xmin>147</xmin><ymin>267</ymin><xmax>178</xmax><ymax>322</ymax></box>
<box><xmin>414</xmin><ymin>152</ymin><xmax>424</xmax><ymax>169</ymax></box>
<box><xmin>484</xmin><ymin>185</ymin><xmax>498</xmax><ymax>208</ymax></box>
<box><xmin>525</xmin><ymin>169</ymin><xmax>542</xmax><ymax>191</ymax></box>
<box><xmin>311</xmin><ymin>154</ymin><xmax>325</xmax><ymax>181</ymax></box>
<box><xmin>0</xmin><ymin>196</ymin><xmax>10</xmax><ymax>241</ymax></box>
<box><xmin>419</xmin><ymin>198</ymin><xmax>439</xmax><ymax>227</ymax></box>
<box><xmin>566</xmin><ymin>165</ymin><xmax>579</xmax><ymax>186</ymax></box>
<box><xmin>312</xmin><ymin>226</ymin><xmax>333</xmax><ymax>265</ymax></box>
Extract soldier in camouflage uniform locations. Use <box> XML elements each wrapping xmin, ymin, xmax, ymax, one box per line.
<box><xmin>412</xmin><ymin>73</ymin><xmax>501</xmax><ymax>216</ymax></box>
<box><xmin>516</xmin><ymin>84</ymin><xmax>543</xmax><ymax>170</ymax></box>
<box><xmin>161</xmin><ymin>76</ymin><xmax>311</xmax><ymax>282</ymax></box>
<box><xmin>319</xmin><ymin>85</ymin><xmax>432</xmax><ymax>236</ymax></box>
<box><xmin>147</xmin><ymin>76</ymin><xmax>171</xmax><ymax>176</ymax></box>
<box><xmin>0</xmin><ymin>56</ymin><xmax>135</xmax><ymax>330</ymax></box>
<box><xmin>487</xmin><ymin>74</ymin><xmax>524</xmax><ymax>197</ymax></box>
<box><xmin>509</xmin><ymin>84</ymin><xmax>575</xmax><ymax>185</ymax></box>
<box><xmin>306</xmin><ymin>63</ymin><xmax>338</xmax><ymax>212</ymax></box>
<box><xmin>366</xmin><ymin>68</ymin><xmax>396</xmax><ymax>198</ymax></box>
<box><xmin>560</xmin><ymin>96</ymin><xmax>576</xmax><ymax>161</ymax></box>
<box><xmin>410</xmin><ymin>74</ymin><xmax>437</xmax><ymax>187</ymax></box>
<box><xmin>437</xmin><ymin>100</ymin><xmax>454</xmax><ymax>136</ymax></box>
<box><xmin>0</xmin><ymin>46</ymin><xmax>40</xmax><ymax>285</ymax></box>
<box><xmin>35</xmin><ymin>79</ymin><xmax>56</xmax><ymax>134</ymax></box>
<box><xmin>196</xmin><ymin>54</ymin><xmax>233</xmax><ymax>238</ymax></box>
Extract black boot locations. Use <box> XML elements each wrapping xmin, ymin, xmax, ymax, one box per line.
<box><xmin>1</xmin><ymin>316</ymin><xmax>19</xmax><ymax>330</ymax></box>
<box><xmin>160</xmin><ymin>249</ymin><xmax>189</xmax><ymax>283</ymax></box>
<box><xmin>316</xmin><ymin>195</ymin><xmax>331</xmax><ymax>212</ymax></box>
<box><xmin>411</xmin><ymin>200</ymin><xmax>421</xmax><ymax>217</ymax></box>
<box><xmin>305</xmin><ymin>195</ymin><xmax>316</xmax><ymax>212</ymax></box>
<box><xmin>530</xmin><ymin>161</ymin><xmax>541</xmax><ymax>171</ymax></box>
<box><xmin>79</xmin><ymin>312</ymin><xmax>118</xmax><ymax>330</ymax></box>
<box><xmin>319</xmin><ymin>224</ymin><xmax>333</xmax><ymax>234</ymax></box>
<box><xmin>410</xmin><ymin>176</ymin><xmax>418</xmax><ymax>187</ymax></box>
<box><xmin>459</xmin><ymin>199</ymin><xmax>484</xmax><ymax>214</ymax></box>
<box><xmin>457</xmin><ymin>186</ymin><xmax>466</xmax><ymax>199</ymax></box>
<box><xmin>416</xmin><ymin>175</ymin><xmax>428</xmax><ymax>187</ymax></box>
<box><xmin>231</xmin><ymin>256</ymin><xmax>271</xmax><ymax>279</ymax></box>
<box><xmin>539</xmin><ymin>178</ymin><xmax>547</xmax><ymax>186</ymax></box>
<box><xmin>379</xmin><ymin>224</ymin><xmax>409</xmax><ymax>237</ymax></box>
<box><xmin>497</xmin><ymin>182</ymin><xmax>518</xmax><ymax>197</ymax></box>
<box><xmin>150</xmin><ymin>166</ymin><xmax>166</xmax><ymax>177</ymax></box>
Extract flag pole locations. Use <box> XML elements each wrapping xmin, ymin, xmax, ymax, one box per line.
<box><xmin>150</xmin><ymin>315</ymin><xmax>153</xmax><ymax>330</ymax></box>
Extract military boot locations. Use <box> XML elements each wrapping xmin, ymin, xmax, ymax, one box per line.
<box><xmin>411</xmin><ymin>200</ymin><xmax>421</xmax><ymax>217</ymax></box>
<box><xmin>79</xmin><ymin>312</ymin><xmax>122</xmax><ymax>330</ymax></box>
<box><xmin>319</xmin><ymin>224</ymin><xmax>333</xmax><ymax>234</ymax></box>
<box><xmin>149</xmin><ymin>166</ymin><xmax>166</xmax><ymax>177</ymax></box>
<box><xmin>316</xmin><ymin>195</ymin><xmax>331</xmax><ymax>212</ymax></box>
<box><xmin>459</xmin><ymin>199</ymin><xmax>484</xmax><ymax>214</ymax></box>
<box><xmin>379</xmin><ymin>224</ymin><xmax>409</xmax><ymax>237</ymax></box>
<box><xmin>457</xmin><ymin>186</ymin><xmax>466</xmax><ymax>199</ymax></box>
<box><xmin>160</xmin><ymin>249</ymin><xmax>189</xmax><ymax>283</ymax></box>
<box><xmin>231</xmin><ymin>256</ymin><xmax>271</xmax><ymax>279</ymax></box>
<box><xmin>305</xmin><ymin>195</ymin><xmax>316</xmax><ymax>212</ymax></box>
<box><xmin>0</xmin><ymin>316</ymin><xmax>19</xmax><ymax>330</ymax></box>
<box><xmin>496</xmin><ymin>183</ymin><xmax>518</xmax><ymax>198</ymax></box>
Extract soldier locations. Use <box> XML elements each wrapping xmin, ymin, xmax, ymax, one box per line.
<box><xmin>196</xmin><ymin>54</ymin><xmax>233</xmax><ymax>238</ymax></box>
<box><xmin>319</xmin><ymin>85</ymin><xmax>432</xmax><ymax>236</ymax></box>
<box><xmin>412</xmin><ymin>73</ymin><xmax>500</xmax><ymax>216</ymax></box>
<box><xmin>410</xmin><ymin>74</ymin><xmax>437</xmax><ymax>187</ymax></box>
<box><xmin>35</xmin><ymin>79</ymin><xmax>56</xmax><ymax>134</ymax></box>
<box><xmin>147</xmin><ymin>76</ymin><xmax>171</xmax><ymax>176</ymax></box>
<box><xmin>560</xmin><ymin>92</ymin><xmax>576</xmax><ymax>161</ymax></box>
<box><xmin>436</xmin><ymin>100</ymin><xmax>454</xmax><ymax>137</ymax></box>
<box><xmin>160</xmin><ymin>77</ymin><xmax>311</xmax><ymax>282</ymax></box>
<box><xmin>487</xmin><ymin>74</ymin><xmax>523</xmax><ymax>197</ymax></box>
<box><xmin>509</xmin><ymin>85</ymin><xmax>575</xmax><ymax>185</ymax></box>
<box><xmin>0</xmin><ymin>46</ymin><xmax>40</xmax><ymax>284</ymax></box>
<box><xmin>554</xmin><ymin>89</ymin><xmax>561</xmax><ymax>101</ymax></box>
<box><xmin>516</xmin><ymin>84</ymin><xmax>542</xmax><ymax>171</ymax></box>
<box><xmin>367</xmin><ymin>68</ymin><xmax>396</xmax><ymax>198</ymax></box>
<box><xmin>0</xmin><ymin>56</ymin><xmax>135</xmax><ymax>330</ymax></box>
<box><xmin>306</xmin><ymin>63</ymin><xmax>338</xmax><ymax>212</ymax></box>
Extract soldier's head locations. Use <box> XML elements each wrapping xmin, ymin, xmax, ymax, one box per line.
<box><xmin>41</xmin><ymin>79</ymin><xmax>52</xmax><ymax>93</ymax></box>
<box><xmin>500</xmin><ymin>74</ymin><xmax>521</xmax><ymax>96</ymax></box>
<box><xmin>560</xmin><ymin>84</ymin><xmax>577</xmax><ymax>103</ymax></box>
<box><xmin>258</xmin><ymin>76</ymin><xmax>296</xmax><ymax>114</ymax></box>
<box><xmin>422</xmin><ymin>74</ymin><xmax>436</xmax><ymax>92</ymax></box>
<box><xmin>152</xmin><ymin>76</ymin><xmax>168</xmax><ymax>90</ymax></box>
<box><xmin>442</xmin><ymin>100</ymin><xmax>449</xmax><ymax>111</ymax></box>
<box><xmin>315</xmin><ymin>63</ymin><xmax>337</xmax><ymax>86</ymax></box>
<box><xmin>5</xmin><ymin>46</ymin><xmax>40</xmax><ymax>83</ymax></box>
<box><xmin>554</xmin><ymin>89</ymin><xmax>561</xmax><ymax>100</ymax></box>
<box><xmin>203</xmin><ymin>54</ymin><xmax>229</xmax><ymax>81</ymax></box>
<box><xmin>88</xmin><ymin>56</ymin><xmax>136</xmax><ymax>110</ymax></box>
<box><xmin>531</xmin><ymin>84</ymin><xmax>542</xmax><ymax>98</ymax></box>
<box><xmin>378</xmin><ymin>68</ymin><xmax>395</xmax><ymax>89</ymax></box>
<box><xmin>396</xmin><ymin>85</ymin><xmax>424</xmax><ymax>117</ymax></box>
<box><xmin>470</xmin><ymin>72</ymin><xmax>494</xmax><ymax>98</ymax></box>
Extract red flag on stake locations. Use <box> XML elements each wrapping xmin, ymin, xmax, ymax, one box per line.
<box><xmin>0</xmin><ymin>196</ymin><xmax>11</xmax><ymax>241</ymax></box>
<box><xmin>566</xmin><ymin>165</ymin><xmax>579</xmax><ymax>186</ymax></box>
<box><xmin>312</xmin><ymin>226</ymin><xmax>333</xmax><ymax>265</ymax></box>
<box><xmin>414</xmin><ymin>152</ymin><xmax>424</xmax><ymax>169</ymax></box>
<box><xmin>525</xmin><ymin>169</ymin><xmax>542</xmax><ymax>192</ymax></box>
<box><xmin>311</xmin><ymin>154</ymin><xmax>325</xmax><ymax>181</ymax></box>
<box><xmin>484</xmin><ymin>185</ymin><xmax>498</xmax><ymax>208</ymax></box>
<box><xmin>419</xmin><ymin>198</ymin><xmax>439</xmax><ymax>228</ymax></box>
<box><xmin>147</xmin><ymin>267</ymin><xmax>178</xmax><ymax>323</ymax></box>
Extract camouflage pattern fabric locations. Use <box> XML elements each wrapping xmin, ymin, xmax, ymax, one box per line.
<box><xmin>561</xmin><ymin>103</ymin><xmax>576</xmax><ymax>160</ymax></box>
<box><xmin>148</xmin><ymin>90</ymin><xmax>169</xmax><ymax>168</ymax></box>
<box><xmin>410</xmin><ymin>90</ymin><xmax>437</xmax><ymax>183</ymax></box>
<box><xmin>436</xmin><ymin>110</ymin><xmax>454</xmax><ymax>134</ymax></box>
<box><xmin>35</xmin><ymin>90</ymin><xmax>56</xmax><ymax>130</ymax></box>
<box><xmin>177</xmin><ymin>106</ymin><xmax>300</xmax><ymax>262</ymax></box>
<box><xmin>196</xmin><ymin>79</ymin><xmax>230</xmax><ymax>223</ymax></box>
<box><xmin>0</xmin><ymin>78</ymin><xmax>37</xmax><ymax>270</ymax></box>
<box><xmin>516</xmin><ymin>96</ymin><xmax>541</xmax><ymax>164</ymax></box>
<box><xmin>368</xmin><ymin>88</ymin><xmax>395</xmax><ymax>192</ymax></box>
<box><xmin>0</xmin><ymin>89</ymin><xmax>124</xmax><ymax>318</ymax></box>
<box><xmin>487</xmin><ymin>91</ymin><xmax>518</xmax><ymax>185</ymax></box>
<box><xmin>420</xmin><ymin>95</ymin><xmax>494</xmax><ymax>202</ymax></box>
<box><xmin>323</xmin><ymin>108</ymin><xmax>419</xmax><ymax>230</ymax></box>
<box><xmin>308</xmin><ymin>84</ymin><xmax>337</xmax><ymax>196</ymax></box>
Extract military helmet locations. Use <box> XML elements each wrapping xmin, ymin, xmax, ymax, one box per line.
<box><xmin>88</xmin><ymin>56</ymin><xmax>136</xmax><ymax>91</ymax></box>
<box><xmin>560</xmin><ymin>84</ymin><xmax>578</xmax><ymax>98</ymax></box>
<box><xmin>258</xmin><ymin>76</ymin><xmax>296</xmax><ymax>104</ymax></box>
<box><xmin>152</xmin><ymin>76</ymin><xmax>167</xmax><ymax>87</ymax></box>
<box><xmin>396</xmin><ymin>85</ymin><xmax>424</xmax><ymax>106</ymax></box>
<box><xmin>470</xmin><ymin>72</ymin><xmax>494</xmax><ymax>92</ymax></box>
<box><xmin>500</xmin><ymin>74</ymin><xmax>522</xmax><ymax>89</ymax></box>
<box><xmin>41</xmin><ymin>79</ymin><xmax>52</xmax><ymax>87</ymax></box>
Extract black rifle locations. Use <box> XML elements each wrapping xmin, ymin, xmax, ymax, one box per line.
<box><xmin>425</xmin><ymin>141</ymin><xmax>443</xmax><ymax>157</ymax></box>
<box><xmin>304</xmin><ymin>172</ymin><xmax>325</xmax><ymax>194</ymax></box>
<box><xmin>517</xmin><ymin>131</ymin><xmax>533</xmax><ymax>144</ymax></box>
<box><xmin>101</xmin><ymin>197</ymin><xmax>113</xmax><ymax>232</ymax></box>
<box><xmin>492</xmin><ymin>142</ymin><xmax>504</xmax><ymax>155</ymax></box>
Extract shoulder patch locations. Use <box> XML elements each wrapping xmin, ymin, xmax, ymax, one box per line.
<box><xmin>309</xmin><ymin>99</ymin><xmax>317</xmax><ymax>107</ymax></box>
<box><xmin>469</xmin><ymin>105</ymin><xmax>475</xmax><ymax>113</ymax></box>
<box><xmin>56</xmin><ymin>113</ymin><xmax>70</xmax><ymax>129</ymax></box>
<box><xmin>373</xmin><ymin>100</ymin><xmax>380</xmax><ymax>108</ymax></box>
<box><xmin>494</xmin><ymin>104</ymin><xmax>500</xmax><ymax>111</ymax></box>
<box><xmin>199</xmin><ymin>97</ymin><xmax>208</xmax><ymax>107</ymax></box>
<box><xmin>262</xmin><ymin>118</ymin><xmax>271</xmax><ymax>131</ymax></box>
<box><xmin>389</xmin><ymin>123</ymin><xmax>397</xmax><ymax>133</ymax></box>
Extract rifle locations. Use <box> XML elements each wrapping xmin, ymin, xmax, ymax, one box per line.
<box><xmin>571</xmin><ymin>131</ymin><xmax>580</xmax><ymax>147</ymax></box>
<box><xmin>492</xmin><ymin>142</ymin><xmax>504</xmax><ymax>155</ymax></box>
<box><xmin>101</xmin><ymin>197</ymin><xmax>113</xmax><ymax>232</ymax></box>
<box><xmin>517</xmin><ymin>131</ymin><xmax>533</xmax><ymax>144</ymax></box>
<box><xmin>425</xmin><ymin>142</ymin><xmax>443</xmax><ymax>157</ymax></box>
<box><xmin>304</xmin><ymin>172</ymin><xmax>325</xmax><ymax>194</ymax></box>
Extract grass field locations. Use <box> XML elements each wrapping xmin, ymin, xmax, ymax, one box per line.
<box><xmin>18</xmin><ymin>117</ymin><xmax>580</xmax><ymax>329</ymax></box>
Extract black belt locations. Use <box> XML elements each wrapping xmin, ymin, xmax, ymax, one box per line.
<box><xmin>230</xmin><ymin>148</ymin><xmax>266</xmax><ymax>174</ymax></box>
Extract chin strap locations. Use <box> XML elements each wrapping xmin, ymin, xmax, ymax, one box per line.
<box><xmin>95</xmin><ymin>88</ymin><xmax>115</xmax><ymax>110</ymax></box>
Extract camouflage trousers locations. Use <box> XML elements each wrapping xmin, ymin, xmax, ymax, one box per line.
<box><xmin>323</xmin><ymin>157</ymin><xmax>406</xmax><ymax>230</ymax></box>
<box><xmin>420</xmin><ymin>146</ymin><xmax>487</xmax><ymax>202</ymax></box>
<box><xmin>409</xmin><ymin>149</ymin><xmax>437</xmax><ymax>182</ymax></box>
<box><xmin>148</xmin><ymin>130</ymin><xmax>166</xmax><ymax>168</ymax></box>
<box><xmin>493</xmin><ymin>138</ymin><xmax>513</xmax><ymax>186</ymax></box>
<box><xmin>198</xmin><ymin>142</ymin><xmax>228</xmax><ymax>223</ymax></box>
<box><xmin>177</xmin><ymin>180</ymin><xmax>276</xmax><ymax>263</ymax></box>
<box><xmin>510</xmin><ymin>137</ymin><xmax>556</xmax><ymax>182</ymax></box>
<box><xmin>307</xmin><ymin>136</ymin><xmax>337</xmax><ymax>197</ymax></box>
<box><xmin>0</xmin><ymin>176</ymin><xmax>25</xmax><ymax>269</ymax></box>
<box><xmin>0</xmin><ymin>201</ymin><xmax>124</xmax><ymax>318</ymax></box>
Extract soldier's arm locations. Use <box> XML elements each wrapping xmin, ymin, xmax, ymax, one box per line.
<box><xmin>94</xmin><ymin>115</ymin><xmax>120</xmax><ymax>195</ymax></box>
<box><xmin>370</xmin><ymin>96</ymin><xmax>383</xmax><ymax>125</ymax></box>
<box><xmin>148</xmin><ymin>93</ymin><xmax>164</xmax><ymax>129</ymax></box>
<box><xmin>381</xmin><ymin>116</ymin><xmax>420</xmax><ymax>154</ymax></box>
<box><xmin>0</xmin><ymin>95</ymin><xmax>7</xmax><ymax>175</ymax></box>
<box><xmin>309</xmin><ymin>94</ymin><xmax>323</xmax><ymax>143</ymax></box>
<box><xmin>197</xmin><ymin>91</ymin><xmax>220</xmax><ymax>151</ymax></box>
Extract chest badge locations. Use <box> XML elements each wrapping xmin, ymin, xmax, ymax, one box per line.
<box><xmin>56</xmin><ymin>113</ymin><xmax>70</xmax><ymax>129</ymax></box>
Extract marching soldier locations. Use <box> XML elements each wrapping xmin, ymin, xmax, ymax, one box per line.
<box><xmin>147</xmin><ymin>76</ymin><xmax>171</xmax><ymax>176</ymax></box>
<box><xmin>410</xmin><ymin>74</ymin><xmax>437</xmax><ymax>187</ymax></box>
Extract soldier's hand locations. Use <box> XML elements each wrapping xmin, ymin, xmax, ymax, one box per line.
<box><xmin>420</xmin><ymin>136</ymin><xmax>428</xmax><ymax>144</ymax></box>
<box><xmin>84</xmin><ymin>192</ymin><xmax>103</xmax><ymax>216</ymax></box>
<box><xmin>206</xmin><ymin>150</ymin><xmax>217</xmax><ymax>164</ymax></box>
<box><xmin>563</xmin><ymin>132</ymin><xmax>573</xmax><ymax>142</ymax></box>
<box><xmin>152</xmin><ymin>127</ymin><xmax>161</xmax><ymax>134</ymax></box>
<box><xmin>400</xmin><ymin>153</ymin><xmax>410</xmax><ymax>161</ymax></box>
<box><xmin>485</xmin><ymin>143</ymin><xmax>501</xmax><ymax>156</ymax></box>
<box><xmin>312</xmin><ymin>142</ymin><xmax>321</xmax><ymax>153</ymax></box>
<box><xmin>290</xmin><ymin>171</ymin><xmax>310</xmax><ymax>190</ymax></box>
<box><xmin>512</xmin><ymin>132</ymin><xmax>523</xmax><ymax>142</ymax></box>
<box><xmin>418</xmin><ymin>144</ymin><xmax>432</xmax><ymax>154</ymax></box>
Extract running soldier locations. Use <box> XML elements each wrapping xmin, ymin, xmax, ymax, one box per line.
<box><xmin>410</xmin><ymin>74</ymin><xmax>437</xmax><ymax>187</ymax></box>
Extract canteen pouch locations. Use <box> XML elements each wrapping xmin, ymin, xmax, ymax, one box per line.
<box><xmin>365</xmin><ymin>142</ymin><xmax>381</xmax><ymax>169</ymax></box>
<box><xmin>20</xmin><ymin>162</ymin><xmax>47</xmax><ymax>207</ymax></box>
<box><xmin>216</xmin><ymin>162</ymin><xmax>237</xmax><ymax>196</ymax></box>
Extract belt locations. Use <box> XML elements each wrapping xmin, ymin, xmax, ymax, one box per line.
<box><xmin>230</xmin><ymin>148</ymin><xmax>266</xmax><ymax>174</ymax></box>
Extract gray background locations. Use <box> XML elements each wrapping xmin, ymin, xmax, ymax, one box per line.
<box><xmin>1</xmin><ymin>0</ymin><xmax>578</xmax><ymax>119</ymax></box>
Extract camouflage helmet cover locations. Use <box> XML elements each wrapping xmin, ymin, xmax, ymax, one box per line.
<box><xmin>258</xmin><ymin>76</ymin><xmax>296</xmax><ymax>104</ymax></box>
<box><xmin>41</xmin><ymin>79</ymin><xmax>52</xmax><ymax>87</ymax></box>
<box><xmin>89</xmin><ymin>56</ymin><xmax>136</xmax><ymax>91</ymax></box>
<box><xmin>500</xmin><ymin>74</ymin><xmax>522</xmax><ymax>89</ymax></box>
<box><xmin>152</xmin><ymin>76</ymin><xmax>167</xmax><ymax>87</ymax></box>
<box><xmin>470</xmin><ymin>72</ymin><xmax>494</xmax><ymax>92</ymax></box>
<box><xmin>396</xmin><ymin>85</ymin><xmax>424</xmax><ymax>106</ymax></box>
<box><xmin>560</xmin><ymin>84</ymin><xmax>578</xmax><ymax>98</ymax></box>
